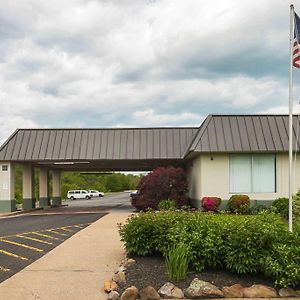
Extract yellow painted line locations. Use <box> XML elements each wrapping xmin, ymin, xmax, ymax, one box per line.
<box><xmin>45</xmin><ymin>229</ymin><xmax>68</xmax><ymax>236</ymax></box>
<box><xmin>31</xmin><ymin>232</ymin><xmax>63</xmax><ymax>241</ymax></box>
<box><xmin>0</xmin><ymin>249</ymin><xmax>28</xmax><ymax>260</ymax></box>
<box><xmin>73</xmin><ymin>225</ymin><xmax>85</xmax><ymax>229</ymax></box>
<box><xmin>0</xmin><ymin>222</ymin><xmax>92</xmax><ymax>239</ymax></box>
<box><xmin>0</xmin><ymin>266</ymin><xmax>10</xmax><ymax>272</ymax></box>
<box><xmin>60</xmin><ymin>227</ymin><xmax>75</xmax><ymax>232</ymax></box>
<box><xmin>16</xmin><ymin>235</ymin><xmax>53</xmax><ymax>245</ymax></box>
<box><xmin>0</xmin><ymin>239</ymin><xmax>43</xmax><ymax>252</ymax></box>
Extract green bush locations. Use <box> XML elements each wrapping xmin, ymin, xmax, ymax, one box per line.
<box><xmin>228</xmin><ymin>194</ymin><xmax>250</xmax><ymax>214</ymax></box>
<box><xmin>119</xmin><ymin>210</ymin><xmax>300</xmax><ymax>287</ymax></box>
<box><xmin>271</xmin><ymin>196</ymin><xmax>300</xmax><ymax>221</ymax></box>
<box><xmin>165</xmin><ymin>243</ymin><xmax>190</xmax><ymax>281</ymax></box>
<box><xmin>271</xmin><ymin>197</ymin><xmax>289</xmax><ymax>219</ymax></box>
<box><xmin>158</xmin><ymin>199</ymin><xmax>176</xmax><ymax>210</ymax></box>
<box><xmin>249</xmin><ymin>204</ymin><xmax>270</xmax><ymax>215</ymax></box>
<box><xmin>293</xmin><ymin>192</ymin><xmax>300</xmax><ymax>221</ymax></box>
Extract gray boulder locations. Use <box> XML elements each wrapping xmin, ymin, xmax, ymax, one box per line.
<box><xmin>185</xmin><ymin>278</ymin><xmax>223</xmax><ymax>298</ymax></box>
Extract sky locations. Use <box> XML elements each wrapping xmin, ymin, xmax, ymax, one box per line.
<box><xmin>0</xmin><ymin>0</ymin><xmax>299</xmax><ymax>144</ymax></box>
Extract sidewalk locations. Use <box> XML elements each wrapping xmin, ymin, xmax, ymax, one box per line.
<box><xmin>0</xmin><ymin>208</ymin><xmax>132</xmax><ymax>300</ymax></box>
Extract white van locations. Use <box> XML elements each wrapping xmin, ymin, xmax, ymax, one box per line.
<box><xmin>67</xmin><ymin>190</ymin><xmax>91</xmax><ymax>200</ymax></box>
<box><xmin>88</xmin><ymin>190</ymin><xmax>105</xmax><ymax>197</ymax></box>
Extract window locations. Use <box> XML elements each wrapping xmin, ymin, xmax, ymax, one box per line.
<box><xmin>230</xmin><ymin>154</ymin><xmax>276</xmax><ymax>193</ymax></box>
<box><xmin>2</xmin><ymin>165</ymin><xmax>8</xmax><ymax>171</ymax></box>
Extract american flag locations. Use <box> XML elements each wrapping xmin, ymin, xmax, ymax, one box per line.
<box><xmin>293</xmin><ymin>12</ymin><xmax>300</xmax><ymax>68</ymax></box>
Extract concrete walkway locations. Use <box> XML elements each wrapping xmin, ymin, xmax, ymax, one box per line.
<box><xmin>0</xmin><ymin>208</ymin><xmax>132</xmax><ymax>300</ymax></box>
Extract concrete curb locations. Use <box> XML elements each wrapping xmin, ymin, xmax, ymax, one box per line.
<box><xmin>0</xmin><ymin>207</ymin><xmax>43</xmax><ymax>218</ymax></box>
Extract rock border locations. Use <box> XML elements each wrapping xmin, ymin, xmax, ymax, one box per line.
<box><xmin>103</xmin><ymin>257</ymin><xmax>300</xmax><ymax>299</ymax></box>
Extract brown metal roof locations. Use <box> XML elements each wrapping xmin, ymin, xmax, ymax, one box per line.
<box><xmin>188</xmin><ymin>115</ymin><xmax>300</xmax><ymax>153</ymax></box>
<box><xmin>2</xmin><ymin>114</ymin><xmax>299</xmax><ymax>171</ymax></box>
<box><xmin>0</xmin><ymin>127</ymin><xmax>198</xmax><ymax>162</ymax></box>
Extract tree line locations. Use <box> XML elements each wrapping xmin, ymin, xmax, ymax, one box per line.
<box><xmin>14</xmin><ymin>165</ymin><xmax>142</xmax><ymax>203</ymax></box>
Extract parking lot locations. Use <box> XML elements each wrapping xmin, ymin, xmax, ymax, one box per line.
<box><xmin>0</xmin><ymin>212</ymin><xmax>106</xmax><ymax>283</ymax></box>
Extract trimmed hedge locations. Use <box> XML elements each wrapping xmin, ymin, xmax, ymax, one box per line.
<box><xmin>119</xmin><ymin>210</ymin><xmax>300</xmax><ymax>287</ymax></box>
<box><xmin>201</xmin><ymin>197</ymin><xmax>221</xmax><ymax>211</ymax></box>
<box><xmin>228</xmin><ymin>194</ymin><xmax>250</xmax><ymax>213</ymax></box>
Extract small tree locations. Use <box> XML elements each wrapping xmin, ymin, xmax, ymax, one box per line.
<box><xmin>131</xmin><ymin>166</ymin><xmax>189</xmax><ymax>211</ymax></box>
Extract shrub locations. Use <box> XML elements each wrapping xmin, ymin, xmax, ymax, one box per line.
<box><xmin>158</xmin><ymin>199</ymin><xmax>176</xmax><ymax>210</ymax></box>
<box><xmin>249</xmin><ymin>204</ymin><xmax>270</xmax><ymax>215</ymax></box>
<box><xmin>131</xmin><ymin>166</ymin><xmax>189</xmax><ymax>211</ymax></box>
<box><xmin>271</xmin><ymin>197</ymin><xmax>289</xmax><ymax>219</ymax></box>
<box><xmin>164</xmin><ymin>243</ymin><xmax>190</xmax><ymax>281</ymax></box>
<box><xmin>201</xmin><ymin>197</ymin><xmax>221</xmax><ymax>211</ymax></box>
<box><xmin>293</xmin><ymin>192</ymin><xmax>300</xmax><ymax>221</ymax></box>
<box><xmin>228</xmin><ymin>194</ymin><xmax>250</xmax><ymax>214</ymax></box>
<box><xmin>271</xmin><ymin>196</ymin><xmax>300</xmax><ymax>221</ymax></box>
<box><xmin>119</xmin><ymin>210</ymin><xmax>300</xmax><ymax>287</ymax></box>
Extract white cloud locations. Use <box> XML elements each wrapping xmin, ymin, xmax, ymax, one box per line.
<box><xmin>0</xmin><ymin>0</ymin><xmax>295</xmax><ymax>144</ymax></box>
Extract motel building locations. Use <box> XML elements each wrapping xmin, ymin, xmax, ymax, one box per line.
<box><xmin>0</xmin><ymin>114</ymin><xmax>299</xmax><ymax>212</ymax></box>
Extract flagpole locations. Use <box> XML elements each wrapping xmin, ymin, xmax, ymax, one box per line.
<box><xmin>289</xmin><ymin>4</ymin><xmax>294</xmax><ymax>232</ymax></box>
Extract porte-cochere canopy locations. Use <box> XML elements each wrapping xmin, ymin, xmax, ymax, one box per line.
<box><xmin>0</xmin><ymin>127</ymin><xmax>198</xmax><ymax>171</ymax></box>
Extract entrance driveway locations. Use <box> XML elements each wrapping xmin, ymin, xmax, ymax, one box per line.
<box><xmin>0</xmin><ymin>195</ymin><xmax>133</xmax><ymax>300</ymax></box>
<box><xmin>0</xmin><ymin>192</ymin><xmax>132</xmax><ymax>286</ymax></box>
<box><xmin>64</xmin><ymin>191</ymin><xmax>132</xmax><ymax>208</ymax></box>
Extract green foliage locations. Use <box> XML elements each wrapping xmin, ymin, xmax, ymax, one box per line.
<box><xmin>164</xmin><ymin>243</ymin><xmax>190</xmax><ymax>281</ymax></box>
<box><xmin>158</xmin><ymin>199</ymin><xmax>176</xmax><ymax>210</ymax></box>
<box><xmin>271</xmin><ymin>198</ymin><xmax>289</xmax><ymax>219</ymax></box>
<box><xmin>271</xmin><ymin>195</ymin><xmax>300</xmax><ymax>221</ymax></box>
<box><xmin>293</xmin><ymin>192</ymin><xmax>300</xmax><ymax>221</ymax></box>
<box><xmin>228</xmin><ymin>194</ymin><xmax>250</xmax><ymax>214</ymax></box>
<box><xmin>248</xmin><ymin>204</ymin><xmax>270</xmax><ymax>215</ymax></box>
<box><xmin>119</xmin><ymin>210</ymin><xmax>300</xmax><ymax>287</ymax></box>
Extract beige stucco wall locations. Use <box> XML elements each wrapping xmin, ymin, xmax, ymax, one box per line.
<box><xmin>0</xmin><ymin>162</ymin><xmax>15</xmax><ymax>200</ymax></box>
<box><xmin>187</xmin><ymin>153</ymin><xmax>300</xmax><ymax>208</ymax></box>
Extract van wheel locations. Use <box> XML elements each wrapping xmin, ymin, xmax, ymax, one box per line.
<box><xmin>70</xmin><ymin>196</ymin><xmax>75</xmax><ymax>200</ymax></box>
<box><xmin>85</xmin><ymin>196</ymin><xmax>90</xmax><ymax>200</ymax></box>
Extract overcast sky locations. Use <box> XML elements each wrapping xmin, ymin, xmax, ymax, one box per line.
<box><xmin>0</xmin><ymin>0</ymin><xmax>299</xmax><ymax>143</ymax></box>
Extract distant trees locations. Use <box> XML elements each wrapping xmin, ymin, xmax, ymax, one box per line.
<box><xmin>14</xmin><ymin>165</ymin><xmax>142</xmax><ymax>202</ymax></box>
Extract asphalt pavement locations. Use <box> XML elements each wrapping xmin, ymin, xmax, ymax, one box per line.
<box><xmin>0</xmin><ymin>192</ymin><xmax>132</xmax><ymax>284</ymax></box>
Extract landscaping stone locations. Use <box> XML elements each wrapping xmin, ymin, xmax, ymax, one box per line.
<box><xmin>120</xmin><ymin>286</ymin><xmax>138</xmax><ymax>300</ymax></box>
<box><xmin>243</xmin><ymin>284</ymin><xmax>277</xmax><ymax>298</ymax></box>
<box><xmin>222</xmin><ymin>284</ymin><xmax>244</xmax><ymax>298</ymax></box>
<box><xmin>111</xmin><ymin>281</ymin><xmax>118</xmax><ymax>291</ymax></box>
<box><xmin>139</xmin><ymin>286</ymin><xmax>160</xmax><ymax>300</ymax></box>
<box><xmin>117</xmin><ymin>266</ymin><xmax>126</xmax><ymax>273</ymax></box>
<box><xmin>185</xmin><ymin>278</ymin><xmax>223</xmax><ymax>298</ymax></box>
<box><xmin>113</xmin><ymin>271</ymin><xmax>126</xmax><ymax>284</ymax></box>
<box><xmin>124</xmin><ymin>258</ymin><xmax>136</xmax><ymax>267</ymax></box>
<box><xmin>278</xmin><ymin>287</ymin><xmax>299</xmax><ymax>297</ymax></box>
<box><xmin>104</xmin><ymin>281</ymin><xmax>112</xmax><ymax>293</ymax></box>
<box><xmin>105</xmin><ymin>280</ymin><xmax>118</xmax><ymax>293</ymax></box>
<box><xmin>158</xmin><ymin>282</ymin><xmax>184</xmax><ymax>299</ymax></box>
<box><xmin>107</xmin><ymin>291</ymin><xmax>120</xmax><ymax>300</ymax></box>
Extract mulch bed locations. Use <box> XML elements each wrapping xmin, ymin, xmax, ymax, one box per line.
<box><xmin>118</xmin><ymin>255</ymin><xmax>277</xmax><ymax>294</ymax></box>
